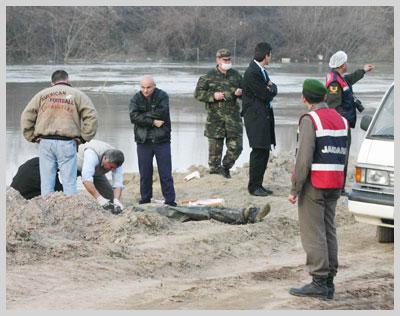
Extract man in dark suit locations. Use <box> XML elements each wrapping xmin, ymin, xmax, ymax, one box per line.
<box><xmin>241</xmin><ymin>42</ymin><xmax>278</xmax><ymax>196</ymax></box>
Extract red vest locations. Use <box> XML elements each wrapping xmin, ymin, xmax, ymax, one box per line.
<box><xmin>305</xmin><ymin>108</ymin><xmax>348</xmax><ymax>189</ymax></box>
<box><xmin>325</xmin><ymin>71</ymin><xmax>349</xmax><ymax>91</ymax></box>
<box><xmin>325</xmin><ymin>70</ymin><xmax>357</xmax><ymax>127</ymax></box>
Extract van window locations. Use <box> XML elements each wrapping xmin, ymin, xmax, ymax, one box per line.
<box><xmin>367</xmin><ymin>86</ymin><xmax>394</xmax><ymax>140</ymax></box>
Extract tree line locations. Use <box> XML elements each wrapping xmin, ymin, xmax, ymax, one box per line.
<box><xmin>6</xmin><ymin>6</ymin><xmax>394</xmax><ymax>64</ymax></box>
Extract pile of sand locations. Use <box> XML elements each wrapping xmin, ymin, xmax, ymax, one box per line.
<box><xmin>6</xmin><ymin>188</ymin><xmax>177</xmax><ymax>264</ymax></box>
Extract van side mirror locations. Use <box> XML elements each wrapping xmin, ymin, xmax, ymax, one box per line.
<box><xmin>360</xmin><ymin>115</ymin><xmax>372</xmax><ymax>131</ymax></box>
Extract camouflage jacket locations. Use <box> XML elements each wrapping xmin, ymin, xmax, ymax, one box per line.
<box><xmin>194</xmin><ymin>66</ymin><xmax>243</xmax><ymax>138</ymax></box>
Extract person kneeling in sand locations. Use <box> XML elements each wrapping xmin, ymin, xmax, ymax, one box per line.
<box><xmin>134</xmin><ymin>203</ymin><xmax>271</xmax><ymax>225</ymax></box>
<box><xmin>10</xmin><ymin>139</ymin><xmax>125</xmax><ymax>215</ymax></box>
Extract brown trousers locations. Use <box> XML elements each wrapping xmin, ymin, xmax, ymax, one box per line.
<box><xmin>298</xmin><ymin>181</ymin><xmax>341</xmax><ymax>277</ymax></box>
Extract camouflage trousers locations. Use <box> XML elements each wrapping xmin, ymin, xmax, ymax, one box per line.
<box><xmin>208</xmin><ymin>136</ymin><xmax>242</xmax><ymax>172</ymax></box>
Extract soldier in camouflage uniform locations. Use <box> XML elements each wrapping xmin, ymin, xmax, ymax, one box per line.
<box><xmin>194</xmin><ymin>48</ymin><xmax>243</xmax><ymax>178</ymax></box>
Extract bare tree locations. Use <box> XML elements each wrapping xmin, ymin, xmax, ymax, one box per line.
<box><xmin>6</xmin><ymin>6</ymin><xmax>393</xmax><ymax>64</ymax></box>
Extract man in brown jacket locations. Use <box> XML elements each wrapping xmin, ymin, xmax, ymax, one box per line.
<box><xmin>21</xmin><ymin>70</ymin><xmax>98</xmax><ymax>197</ymax></box>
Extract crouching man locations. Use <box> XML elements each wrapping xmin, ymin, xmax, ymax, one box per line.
<box><xmin>77</xmin><ymin>139</ymin><xmax>125</xmax><ymax>214</ymax></box>
<box><xmin>11</xmin><ymin>139</ymin><xmax>125</xmax><ymax>215</ymax></box>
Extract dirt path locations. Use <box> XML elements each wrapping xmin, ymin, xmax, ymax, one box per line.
<box><xmin>6</xmin><ymin>156</ymin><xmax>394</xmax><ymax>309</ymax></box>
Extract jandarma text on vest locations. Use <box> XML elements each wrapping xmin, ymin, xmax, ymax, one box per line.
<box><xmin>321</xmin><ymin>145</ymin><xmax>346</xmax><ymax>155</ymax></box>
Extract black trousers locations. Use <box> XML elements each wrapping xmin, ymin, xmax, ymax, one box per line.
<box><xmin>248</xmin><ymin>148</ymin><xmax>270</xmax><ymax>193</ymax></box>
<box><xmin>137</xmin><ymin>142</ymin><xmax>176</xmax><ymax>203</ymax></box>
<box><xmin>77</xmin><ymin>170</ymin><xmax>114</xmax><ymax>200</ymax></box>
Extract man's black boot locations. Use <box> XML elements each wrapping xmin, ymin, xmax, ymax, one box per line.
<box><xmin>326</xmin><ymin>275</ymin><xmax>335</xmax><ymax>300</ymax></box>
<box><xmin>219</xmin><ymin>167</ymin><xmax>231</xmax><ymax>179</ymax></box>
<box><xmin>209</xmin><ymin>168</ymin><xmax>220</xmax><ymax>175</ymax></box>
<box><xmin>289</xmin><ymin>276</ymin><xmax>328</xmax><ymax>299</ymax></box>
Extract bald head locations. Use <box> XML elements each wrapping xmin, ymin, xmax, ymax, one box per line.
<box><xmin>140</xmin><ymin>75</ymin><xmax>156</xmax><ymax>99</ymax></box>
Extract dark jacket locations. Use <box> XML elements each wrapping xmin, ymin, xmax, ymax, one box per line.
<box><xmin>241</xmin><ymin>60</ymin><xmax>277</xmax><ymax>149</ymax></box>
<box><xmin>10</xmin><ymin>157</ymin><xmax>63</xmax><ymax>199</ymax></box>
<box><xmin>129</xmin><ymin>88</ymin><xmax>172</xmax><ymax>144</ymax></box>
<box><xmin>326</xmin><ymin>69</ymin><xmax>365</xmax><ymax>128</ymax></box>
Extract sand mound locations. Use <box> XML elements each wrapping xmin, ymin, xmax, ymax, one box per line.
<box><xmin>6</xmin><ymin>188</ymin><xmax>176</xmax><ymax>264</ymax></box>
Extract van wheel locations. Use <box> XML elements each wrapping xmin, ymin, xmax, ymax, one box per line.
<box><xmin>376</xmin><ymin>226</ymin><xmax>394</xmax><ymax>243</ymax></box>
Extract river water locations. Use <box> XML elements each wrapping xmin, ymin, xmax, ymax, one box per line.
<box><xmin>6</xmin><ymin>62</ymin><xmax>393</xmax><ymax>184</ymax></box>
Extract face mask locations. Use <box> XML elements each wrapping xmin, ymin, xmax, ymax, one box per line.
<box><xmin>220</xmin><ymin>63</ymin><xmax>232</xmax><ymax>71</ymax></box>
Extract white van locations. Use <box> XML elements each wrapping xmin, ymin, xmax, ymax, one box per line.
<box><xmin>348</xmin><ymin>83</ymin><xmax>394</xmax><ymax>243</ymax></box>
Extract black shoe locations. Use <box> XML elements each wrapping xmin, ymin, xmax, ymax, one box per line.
<box><xmin>249</xmin><ymin>187</ymin><xmax>270</xmax><ymax>197</ymax></box>
<box><xmin>326</xmin><ymin>275</ymin><xmax>335</xmax><ymax>300</ymax></box>
<box><xmin>219</xmin><ymin>167</ymin><xmax>231</xmax><ymax>179</ymax></box>
<box><xmin>139</xmin><ymin>199</ymin><xmax>151</xmax><ymax>204</ymax></box>
<box><xmin>289</xmin><ymin>277</ymin><xmax>328</xmax><ymax>299</ymax></box>
<box><xmin>260</xmin><ymin>186</ymin><xmax>273</xmax><ymax>195</ymax></box>
<box><xmin>165</xmin><ymin>201</ymin><xmax>177</xmax><ymax>207</ymax></box>
<box><xmin>209</xmin><ymin>168</ymin><xmax>220</xmax><ymax>175</ymax></box>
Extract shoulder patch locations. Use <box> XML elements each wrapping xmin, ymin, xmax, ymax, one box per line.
<box><xmin>329</xmin><ymin>86</ymin><xmax>338</xmax><ymax>94</ymax></box>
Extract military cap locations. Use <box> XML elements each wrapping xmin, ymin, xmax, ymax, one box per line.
<box><xmin>216</xmin><ymin>48</ymin><xmax>231</xmax><ymax>58</ymax></box>
<box><xmin>302</xmin><ymin>79</ymin><xmax>327</xmax><ymax>103</ymax></box>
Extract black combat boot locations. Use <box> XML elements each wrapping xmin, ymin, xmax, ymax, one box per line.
<box><xmin>326</xmin><ymin>274</ymin><xmax>335</xmax><ymax>300</ymax></box>
<box><xmin>219</xmin><ymin>167</ymin><xmax>231</xmax><ymax>179</ymax></box>
<box><xmin>209</xmin><ymin>168</ymin><xmax>220</xmax><ymax>175</ymax></box>
<box><xmin>289</xmin><ymin>276</ymin><xmax>328</xmax><ymax>299</ymax></box>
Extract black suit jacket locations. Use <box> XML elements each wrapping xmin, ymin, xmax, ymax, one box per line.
<box><xmin>241</xmin><ymin>60</ymin><xmax>277</xmax><ymax>149</ymax></box>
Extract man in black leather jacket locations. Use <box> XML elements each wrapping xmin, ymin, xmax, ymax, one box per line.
<box><xmin>129</xmin><ymin>75</ymin><xmax>176</xmax><ymax>206</ymax></box>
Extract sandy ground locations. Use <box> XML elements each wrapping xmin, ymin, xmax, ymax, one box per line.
<box><xmin>6</xmin><ymin>153</ymin><xmax>393</xmax><ymax>310</ymax></box>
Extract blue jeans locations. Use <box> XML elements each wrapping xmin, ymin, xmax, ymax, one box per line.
<box><xmin>39</xmin><ymin>139</ymin><xmax>77</xmax><ymax>196</ymax></box>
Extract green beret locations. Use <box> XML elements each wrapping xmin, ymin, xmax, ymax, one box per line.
<box><xmin>216</xmin><ymin>48</ymin><xmax>231</xmax><ymax>58</ymax></box>
<box><xmin>302</xmin><ymin>79</ymin><xmax>327</xmax><ymax>103</ymax></box>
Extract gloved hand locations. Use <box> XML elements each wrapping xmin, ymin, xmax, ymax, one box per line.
<box><xmin>97</xmin><ymin>196</ymin><xmax>114</xmax><ymax>211</ymax></box>
<box><xmin>111</xmin><ymin>198</ymin><xmax>124</xmax><ymax>215</ymax></box>
<box><xmin>113</xmin><ymin>199</ymin><xmax>124</xmax><ymax>209</ymax></box>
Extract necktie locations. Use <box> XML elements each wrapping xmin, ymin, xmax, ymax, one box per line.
<box><xmin>261</xmin><ymin>68</ymin><xmax>267</xmax><ymax>81</ymax></box>
<box><xmin>262</xmin><ymin>69</ymin><xmax>271</xmax><ymax>109</ymax></box>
